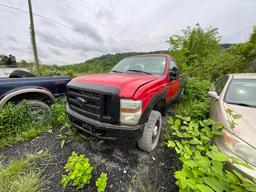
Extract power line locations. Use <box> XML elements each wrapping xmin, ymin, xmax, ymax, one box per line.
<box><xmin>0</xmin><ymin>2</ymin><xmax>88</xmax><ymax>37</ymax></box>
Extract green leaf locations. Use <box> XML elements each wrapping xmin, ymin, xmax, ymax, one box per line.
<box><xmin>60</xmin><ymin>139</ymin><xmax>65</xmax><ymax>149</ymax></box>
<box><xmin>183</xmin><ymin>160</ymin><xmax>198</xmax><ymax>168</ymax></box>
<box><xmin>203</xmin><ymin>177</ymin><xmax>225</xmax><ymax>192</ymax></box>
<box><xmin>212</xmin><ymin>130</ymin><xmax>223</xmax><ymax>136</ymax></box>
<box><xmin>196</xmin><ymin>184</ymin><xmax>214</xmax><ymax>192</ymax></box>
<box><xmin>167</xmin><ymin>117</ymin><xmax>174</xmax><ymax>125</ymax></box>
<box><xmin>167</xmin><ymin>140</ymin><xmax>176</xmax><ymax>148</ymax></box>
<box><xmin>175</xmin><ymin>119</ymin><xmax>181</xmax><ymax>127</ymax></box>
<box><xmin>233</xmin><ymin>114</ymin><xmax>242</xmax><ymax>119</ymax></box>
<box><xmin>225</xmin><ymin>171</ymin><xmax>239</xmax><ymax>183</ymax></box>
<box><xmin>214</xmin><ymin>122</ymin><xmax>224</xmax><ymax>130</ymax></box>
<box><xmin>197</xmin><ymin>156</ymin><xmax>211</xmax><ymax>168</ymax></box>
<box><xmin>206</xmin><ymin>151</ymin><xmax>228</xmax><ymax>161</ymax></box>
<box><xmin>231</xmin><ymin>156</ymin><xmax>254</xmax><ymax>170</ymax></box>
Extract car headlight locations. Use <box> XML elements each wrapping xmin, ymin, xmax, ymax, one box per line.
<box><xmin>120</xmin><ymin>99</ymin><xmax>142</xmax><ymax>125</ymax></box>
<box><xmin>222</xmin><ymin>129</ymin><xmax>256</xmax><ymax>167</ymax></box>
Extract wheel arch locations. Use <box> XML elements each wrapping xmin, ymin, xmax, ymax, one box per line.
<box><xmin>0</xmin><ymin>88</ymin><xmax>55</xmax><ymax>107</ymax></box>
<box><xmin>139</xmin><ymin>92</ymin><xmax>165</xmax><ymax>124</ymax></box>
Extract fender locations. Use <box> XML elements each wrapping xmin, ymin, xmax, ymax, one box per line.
<box><xmin>139</xmin><ymin>92</ymin><xmax>165</xmax><ymax>124</ymax></box>
<box><xmin>0</xmin><ymin>87</ymin><xmax>55</xmax><ymax>107</ymax></box>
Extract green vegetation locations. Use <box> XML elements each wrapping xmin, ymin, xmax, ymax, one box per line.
<box><xmin>166</xmin><ymin>24</ymin><xmax>256</xmax><ymax>192</ymax></box>
<box><xmin>168</xmin><ymin>24</ymin><xmax>256</xmax><ymax>80</ymax></box>
<box><xmin>61</xmin><ymin>152</ymin><xmax>109</xmax><ymax>191</ymax></box>
<box><xmin>0</xmin><ymin>150</ymin><xmax>48</xmax><ymax>192</ymax></box>
<box><xmin>176</xmin><ymin>77</ymin><xmax>211</xmax><ymax>120</ymax></box>
<box><xmin>96</xmin><ymin>172</ymin><xmax>108</xmax><ymax>192</ymax></box>
<box><xmin>167</xmin><ymin>115</ymin><xmax>256</xmax><ymax>192</ymax></box>
<box><xmin>61</xmin><ymin>151</ymin><xmax>94</xmax><ymax>189</ymax></box>
<box><xmin>0</xmin><ymin>100</ymin><xmax>70</xmax><ymax>147</ymax></box>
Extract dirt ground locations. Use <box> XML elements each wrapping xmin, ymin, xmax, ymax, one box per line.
<box><xmin>0</xmin><ymin>119</ymin><xmax>179</xmax><ymax>192</ymax></box>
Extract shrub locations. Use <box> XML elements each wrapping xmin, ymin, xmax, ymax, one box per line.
<box><xmin>0</xmin><ymin>100</ymin><xmax>70</xmax><ymax>147</ymax></box>
<box><xmin>176</xmin><ymin>77</ymin><xmax>211</xmax><ymax>120</ymax></box>
<box><xmin>50</xmin><ymin>100</ymin><xmax>70</xmax><ymax>128</ymax></box>
<box><xmin>167</xmin><ymin>115</ymin><xmax>256</xmax><ymax>192</ymax></box>
<box><xmin>61</xmin><ymin>151</ymin><xmax>94</xmax><ymax>189</ymax></box>
<box><xmin>0</xmin><ymin>101</ymin><xmax>31</xmax><ymax>139</ymax></box>
<box><xmin>96</xmin><ymin>172</ymin><xmax>108</xmax><ymax>192</ymax></box>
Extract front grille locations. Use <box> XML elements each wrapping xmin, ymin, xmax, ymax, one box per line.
<box><xmin>67</xmin><ymin>87</ymin><xmax>119</xmax><ymax>123</ymax></box>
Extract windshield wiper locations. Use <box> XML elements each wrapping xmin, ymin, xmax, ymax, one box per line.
<box><xmin>111</xmin><ymin>70</ymin><xmax>122</xmax><ymax>73</ymax></box>
<box><xmin>126</xmin><ymin>69</ymin><xmax>152</xmax><ymax>75</ymax></box>
<box><xmin>228</xmin><ymin>102</ymin><xmax>256</xmax><ymax>108</ymax></box>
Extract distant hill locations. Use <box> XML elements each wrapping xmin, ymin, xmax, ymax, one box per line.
<box><xmin>220</xmin><ymin>43</ymin><xmax>234</xmax><ymax>49</ymax></box>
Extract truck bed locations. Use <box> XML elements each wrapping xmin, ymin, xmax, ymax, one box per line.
<box><xmin>0</xmin><ymin>76</ymin><xmax>71</xmax><ymax>97</ymax></box>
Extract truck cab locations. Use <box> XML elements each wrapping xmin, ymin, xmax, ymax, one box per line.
<box><xmin>67</xmin><ymin>54</ymin><xmax>182</xmax><ymax>152</ymax></box>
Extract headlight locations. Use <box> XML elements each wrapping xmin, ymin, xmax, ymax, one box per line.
<box><xmin>222</xmin><ymin>129</ymin><xmax>256</xmax><ymax>167</ymax></box>
<box><xmin>120</xmin><ymin>99</ymin><xmax>142</xmax><ymax>125</ymax></box>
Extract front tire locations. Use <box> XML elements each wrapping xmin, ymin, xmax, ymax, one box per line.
<box><xmin>138</xmin><ymin>110</ymin><xmax>162</xmax><ymax>152</ymax></box>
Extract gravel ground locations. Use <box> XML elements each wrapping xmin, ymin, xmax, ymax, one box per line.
<box><xmin>0</xmin><ymin>118</ymin><xmax>179</xmax><ymax>192</ymax></box>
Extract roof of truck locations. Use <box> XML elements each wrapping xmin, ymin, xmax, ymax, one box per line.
<box><xmin>127</xmin><ymin>54</ymin><xmax>173</xmax><ymax>58</ymax></box>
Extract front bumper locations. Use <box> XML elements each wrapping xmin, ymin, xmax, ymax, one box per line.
<box><xmin>214</xmin><ymin>137</ymin><xmax>256</xmax><ymax>180</ymax></box>
<box><xmin>67</xmin><ymin>105</ymin><xmax>144</xmax><ymax>141</ymax></box>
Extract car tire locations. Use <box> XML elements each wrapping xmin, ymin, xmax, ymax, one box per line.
<box><xmin>138</xmin><ymin>110</ymin><xmax>162</xmax><ymax>152</ymax></box>
<box><xmin>25</xmin><ymin>100</ymin><xmax>51</xmax><ymax>122</ymax></box>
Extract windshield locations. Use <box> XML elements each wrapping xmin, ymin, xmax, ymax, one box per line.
<box><xmin>111</xmin><ymin>56</ymin><xmax>166</xmax><ymax>76</ymax></box>
<box><xmin>225</xmin><ymin>79</ymin><xmax>256</xmax><ymax>107</ymax></box>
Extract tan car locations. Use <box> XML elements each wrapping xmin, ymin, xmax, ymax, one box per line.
<box><xmin>208</xmin><ymin>73</ymin><xmax>256</xmax><ymax>180</ymax></box>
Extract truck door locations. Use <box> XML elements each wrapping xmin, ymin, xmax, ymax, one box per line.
<box><xmin>166</xmin><ymin>59</ymin><xmax>180</xmax><ymax>103</ymax></box>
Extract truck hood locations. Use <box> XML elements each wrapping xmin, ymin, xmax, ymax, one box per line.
<box><xmin>224</xmin><ymin>103</ymin><xmax>256</xmax><ymax>148</ymax></box>
<box><xmin>72</xmin><ymin>73</ymin><xmax>158</xmax><ymax>98</ymax></box>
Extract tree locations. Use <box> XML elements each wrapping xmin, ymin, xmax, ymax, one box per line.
<box><xmin>168</xmin><ymin>24</ymin><xmax>221</xmax><ymax>70</ymax></box>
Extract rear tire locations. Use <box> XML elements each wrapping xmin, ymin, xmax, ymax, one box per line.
<box><xmin>138</xmin><ymin>110</ymin><xmax>162</xmax><ymax>152</ymax></box>
<box><xmin>25</xmin><ymin>100</ymin><xmax>51</xmax><ymax>122</ymax></box>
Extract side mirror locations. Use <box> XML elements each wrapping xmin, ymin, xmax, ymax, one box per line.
<box><xmin>207</xmin><ymin>91</ymin><xmax>219</xmax><ymax>100</ymax></box>
<box><xmin>169</xmin><ymin>67</ymin><xmax>179</xmax><ymax>81</ymax></box>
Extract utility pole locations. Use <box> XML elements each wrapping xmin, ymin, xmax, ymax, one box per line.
<box><xmin>28</xmin><ymin>0</ymin><xmax>40</xmax><ymax>73</ymax></box>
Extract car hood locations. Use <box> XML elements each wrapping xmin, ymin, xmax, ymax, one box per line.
<box><xmin>72</xmin><ymin>72</ymin><xmax>158</xmax><ymax>98</ymax></box>
<box><xmin>224</xmin><ymin>103</ymin><xmax>256</xmax><ymax>147</ymax></box>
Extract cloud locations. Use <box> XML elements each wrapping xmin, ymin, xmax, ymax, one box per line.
<box><xmin>49</xmin><ymin>48</ymin><xmax>64</xmax><ymax>56</ymax></box>
<box><xmin>5</xmin><ymin>35</ymin><xmax>19</xmax><ymax>42</ymax></box>
<box><xmin>62</xmin><ymin>16</ymin><xmax>104</xmax><ymax>44</ymax></box>
<box><xmin>37</xmin><ymin>47</ymin><xmax>49</xmax><ymax>59</ymax></box>
<box><xmin>96</xmin><ymin>8</ymin><xmax>115</xmax><ymax>21</ymax></box>
<box><xmin>0</xmin><ymin>0</ymin><xmax>255</xmax><ymax>65</ymax></box>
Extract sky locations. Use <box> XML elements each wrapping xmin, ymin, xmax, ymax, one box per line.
<box><xmin>0</xmin><ymin>0</ymin><xmax>255</xmax><ymax>65</ymax></box>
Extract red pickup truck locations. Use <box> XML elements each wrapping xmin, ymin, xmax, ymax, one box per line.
<box><xmin>67</xmin><ymin>54</ymin><xmax>183</xmax><ymax>152</ymax></box>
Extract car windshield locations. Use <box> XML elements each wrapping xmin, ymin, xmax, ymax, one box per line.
<box><xmin>225</xmin><ymin>79</ymin><xmax>256</xmax><ymax>107</ymax></box>
<box><xmin>111</xmin><ymin>56</ymin><xmax>166</xmax><ymax>76</ymax></box>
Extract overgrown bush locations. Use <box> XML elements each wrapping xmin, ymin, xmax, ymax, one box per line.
<box><xmin>167</xmin><ymin>115</ymin><xmax>256</xmax><ymax>192</ymax></box>
<box><xmin>61</xmin><ymin>152</ymin><xmax>94</xmax><ymax>189</ymax></box>
<box><xmin>176</xmin><ymin>77</ymin><xmax>211</xmax><ymax>120</ymax></box>
<box><xmin>0</xmin><ymin>100</ymin><xmax>70</xmax><ymax>147</ymax></box>
<box><xmin>0</xmin><ymin>101</ymin><xmax>31</xmax><ymax>139</ymax></box>
<box><xmin>50</xmin><ymin>99</ymin><xmax>70</xmax><ymax>128</ymax></box>
<box><xmin>169</xmin><ymin>25</ymin><xmax>256</xmax><ymax>80</ymax></box>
